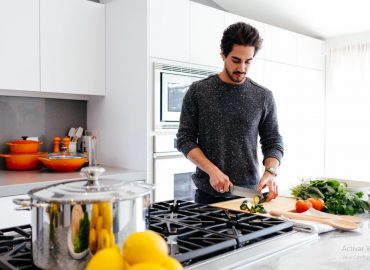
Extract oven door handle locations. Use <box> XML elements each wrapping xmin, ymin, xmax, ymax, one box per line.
<box><xmin>153</xmin><ymin>152</ymin><xmax>184</xmax><ymax>159</ymax></box>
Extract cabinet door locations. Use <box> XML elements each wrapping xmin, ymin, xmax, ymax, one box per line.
<box><xmin>0</xmin><ymin>0</ymin><xmax>39</xmax><ymax>91</ymax></box>
<box><xmin>149</xmin><ymin>0</ymin><xmax>190</xmax><ymax>62</ymax></box>
<box><xmin>40</xmin><ymin>0</ymin><xmax>105</xmax><ymax>95</ymax></box>
<box><xmin>264</xmin><ymin>24</ymin><xmax>297</xmax><ymax>65</ymax></box>
<box><xmin>264</xmin><ymin>62</ymin><xmax>324</xmax><ymax>189</ymax></box>
<box><xmin>297</xmin><ymin>34</ymin><xmax>324</xmax><ymax>70</ymax></box>
<box><xmin>224</xmin><ymin>13</ymin><xmax>266</xmax><ymax>59</ymax></box>
<box><xmin>190</xmin><ymin>2</ymin><xmax>225</xmax><ymax>68</ymax></box>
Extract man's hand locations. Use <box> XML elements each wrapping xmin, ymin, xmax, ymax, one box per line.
<box><xmin>257</xmin><ymin>171</ymin><xmax>278</xmax><ymax>202</ymax></box>
<box><xmin>209</xmin><ymin>168</ymin><xmax>232</xmax><ymax>194</ymax></box>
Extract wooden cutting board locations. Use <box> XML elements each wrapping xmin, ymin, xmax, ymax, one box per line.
<box><xmin>211</xmin><ymin>196</ymin><xmax>297</xmax><ymax>213</ymax></box>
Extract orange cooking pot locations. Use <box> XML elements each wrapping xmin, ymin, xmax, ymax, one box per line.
<box><xmin>38</xmin><ymin>153</ymin><xmax>87</xmax><ymax>172</ymax></box>
<box><xmin>0</xmin><ymin>152</ymin><xmax>47</xmax><ymax>170</ymax></box>
<box><xmin>7</xmin><ymin>140</ymin><xmax>43</xmax><ymax>154</ymax></box>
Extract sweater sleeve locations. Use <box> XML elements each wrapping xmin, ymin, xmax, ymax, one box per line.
<box><xmin>259</xmin><ymin>90</ymin><xmax>284</xmax><ymax>164</ymax></box>
<box><xmin>176</xmin><ymin>84</ymin><xmax>200</xmax><ymax>157</ymax></box>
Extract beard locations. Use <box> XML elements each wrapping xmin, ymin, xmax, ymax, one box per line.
<box><xmin>225</xmin><ymin>67</ymin><xmax>246</xmax><ymax>84</ymax></box>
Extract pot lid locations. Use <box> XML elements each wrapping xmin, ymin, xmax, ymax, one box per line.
<box><xmin>45</xmin><ymin>152</ymin><xmax>86</xmax><ymax>160</ymax></box>
<box><xmin>28</xmin><ymin>166</ymin><xmax>155</xmax><ymax>203</ymax></box>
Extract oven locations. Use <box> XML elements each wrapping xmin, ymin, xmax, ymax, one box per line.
<box><xmin>153</xmin><ymin>134</ymin><xmax>196</xmax><ymax>202</ymax></box>
<box><xmin>154</xmin><ymin>62</ymin><xmax>218</xmax><ymax>130</ymax></box>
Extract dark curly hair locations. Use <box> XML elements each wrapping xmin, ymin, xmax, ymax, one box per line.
<box><xmin>221</xmin><ymin>22</ymin><xmax>263</xmax><ymax>57</ymax></box>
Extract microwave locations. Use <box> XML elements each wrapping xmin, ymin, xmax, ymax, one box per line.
<box><xmin>154</xmin><ymin>62</ymin><xmax>218</xmax><ymax>130</ymax></box>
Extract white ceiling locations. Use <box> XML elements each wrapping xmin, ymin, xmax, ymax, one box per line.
<box><xmin>213</xmin><ymin>0</ymin><xmax>370</xmax><ymax>40</ymax></box>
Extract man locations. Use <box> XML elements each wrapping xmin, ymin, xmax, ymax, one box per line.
<box><xmin>176</xmin><ymin>22</ymin><xmax>283</xmax><ymax>204</ymax></box>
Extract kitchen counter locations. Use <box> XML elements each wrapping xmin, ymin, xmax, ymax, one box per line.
<box><xmin>239</xmin><ymin>214</ymin><xmax>370</xmax><ymax>270</ymax></box>
<box><xmin>0</xmin><ymin>165</ymin><xmax>146</xmax><ymax>197</ymax></box>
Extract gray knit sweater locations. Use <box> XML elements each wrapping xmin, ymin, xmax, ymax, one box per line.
<box><xmin>176</xmin><ymin>74</ymin><xmax>284</xmax><ymax>197</ymax></box>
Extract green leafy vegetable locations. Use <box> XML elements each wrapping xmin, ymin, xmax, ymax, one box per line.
<box><xmin>240</xmin><ymin>199</ymin><xmax>267</xmax><ymax>214</ymax></box>
<box><xmin>291</xmin><ymin>179</ymin><xmax>369</xmax><ymax>215</ymax></box>
<box><xmin>73</xmin><ymin>211</ymin><xmax>90</xmax><ymax>253</ymax></box>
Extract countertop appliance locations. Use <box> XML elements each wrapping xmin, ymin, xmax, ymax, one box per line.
<box><xmin>0</xmin><ymin>201</ymin><xmax>318</xmax><ymax>270</ymax></box>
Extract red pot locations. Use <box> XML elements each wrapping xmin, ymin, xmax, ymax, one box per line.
<box><xmin>7</xmin><ymin>140</ymin><xmax>43</xmax><ymax>154</ymax></box>
<box><xmin>0</xmin><ymin>152</ymin><xmax>47</xmax><ymax>170</ymax></box>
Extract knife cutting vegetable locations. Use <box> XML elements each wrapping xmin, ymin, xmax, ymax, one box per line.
<box><xmin>229</xmin><ymin>185</ymin><xmax>269</xmax><ymax>213</ymax></box>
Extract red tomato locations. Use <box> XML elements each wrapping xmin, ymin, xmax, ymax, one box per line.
<box><xmin>312</xmin><ymin>198</ymin><xmax>325</xmax><ymax>211</ymax></box>
<box><xmin>306</xmin><ymin>198</ymin><xmax>316</xmax><ymax>205</ymax></box>
<box><xmin>295</xmin><ymin>200</ymin><xmax>312</xmax><ymax>213</ymax></box>
<box><xmin>305</xmin><ymin>198</ymin><xmax>325</xmax><ymax>211</ymax></box>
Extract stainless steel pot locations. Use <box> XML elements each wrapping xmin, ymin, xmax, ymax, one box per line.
<box><xmin>13</xmin><ymin>166</ymin><xmax>155</xmax><ymax>270</ymax></box>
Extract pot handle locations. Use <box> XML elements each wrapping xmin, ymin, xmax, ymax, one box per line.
<box><xmin>13</xmin><ymin>197</ymin><xmax>49</xmax><ymax>210</ymax></box>
<box><xmin>0</xmin><ymin>154</ymin><xmax>11</xmax><ymax>158</ymax></box>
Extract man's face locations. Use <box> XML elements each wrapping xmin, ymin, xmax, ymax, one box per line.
<box><xmin>221</xmin><ymin>45</ymin><xmax>255</xmax><ymax>84</ymax></box>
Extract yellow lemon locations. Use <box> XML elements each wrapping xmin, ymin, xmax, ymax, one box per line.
<box><xmin>102</xmin><ymin>204</ymin><xmax>113</xmax><ymax>231</ymax></box>
<box><xmin>89</xmin><ymin>228</ymin><xmax>97</xmax><ymax>254</ymax></box>
<box><xmin>98</xmin><ymin>202</ymin><xmax>109</xmax><ymax>217</ymax></box>
<box><xmin>128</xmin><ymin>262</ymin><xmax>166</xmax><ymax>270</ymax></box>
<box><xmin>95</xmin><ymin>216</ymin><xmax>103</xmax><ymax>236</ymax></box>
<box><xmin>122</xmin><ymin>259</ymin><xmax>130</xmax><ymax>270</ymax></box>
<box><xmin>110</xmin><ymin>231</ymin><xmax>115</xmax><ymax>247</ymax></box>
<box><xmin>97</xmin><ymin>228</ymin><xmax>111</xmax><ymax>250</ymax></box>
<box><xmin>90</xmin><ymin>203</ymin><xmax>99</xmax><ymax>229</ymax></box>
<box><xmin>163</xmin><ymin>257</ymin><xmax>183</xmax><ymax>270</ymax></box>
<box><xmin>86</xmin><ymin>247</ymin><xmax>123</xmax><ymax>270</ymax></box>
<box><xmin>123</xmin><ymin>230</ymin><xmax>169</xmax><ymax>265</ymax></box>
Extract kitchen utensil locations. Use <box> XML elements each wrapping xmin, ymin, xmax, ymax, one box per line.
<box><xmin>13</xmin><ymin>166</ymin><xmax>154</xmax><ymax>270</ymax></box>
<box><xmin>53</xmin><ymin>137</ymin><xmax>61</xmax><ymax>153</ymax></box>
<box><xmin>0</xmin><ymin>152</ymin><xmax>47</xmax><ymax>170</ymax></box>
<box><xmin>212</xmin><ymin>196</ymin><xmax>297</xmax><ymax>213</ymax></box>
<box><xmin>38</xmin><ymin>153</ymin><xmax>87</xmax><ymax>172</ymax></box>
<box><xmin>74</xmin><ymin>127</ymin><xmax>84</xmax><ymax>142</ymax></box>
<box><xmin>302</xmin><ymin>207</ymin><xmax>362</xmax><ymax>223</ymax></box>
<box><xmin>269</xmin><ymin>210</ymin><xmax>359</xmax><ymax>231</ymax></box>
<box><xmin>229</xmin><ymin>185</ymin><xmax>262</xmax><ymax>198</ymax></box>
<box><xmin>68</xmin><ymin>127</ymin><xmax>76</xmax><ymax>138</ymax></box>
<box><xmin>62</xmin><ymin>137</ymin><xmax>71</xmax><ymax>153</ymax></box>
<box><xmin>7</xmin><ymin>139</ymin><xmax>43</xmax><ymax>154</ymax></box>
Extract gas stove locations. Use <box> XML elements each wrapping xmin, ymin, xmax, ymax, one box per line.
<box><xmin>149</xmin><ymin>200</ymin><xmax>319</xmax><ymax>269</ymax></box>
<box><xmin>0</xmin><ymin>200</ymin><xmax>318</xmax><ymax>270</ymax></box>
<box><xmin>0</xmin><ymin>224</ymin><xmax>39</xmax><ymax>270</ymax></box>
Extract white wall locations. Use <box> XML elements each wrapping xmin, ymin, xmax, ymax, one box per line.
<box><xmin>87</xmin><ymin>0</ymin><xmax>148</xmax><ymax>170</ymax></box>
<box><xmin>326</xmin><ymin>31</ymin><xmax>370</xmax><ymax>48</ymax></box>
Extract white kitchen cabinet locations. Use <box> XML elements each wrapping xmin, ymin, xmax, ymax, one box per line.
<box><xmin>190</xmin><ymin>2</ymin><xmax>225</xmax><ymax>68</ymax></box>
<box><xmin>149</xmin><ymin>0</ymin><xmax>190</xmax><ymax>62</ymax></box>
<box><xmin>263</xmin><ymin>62</ymin><xmax>324</xmax><ymax>189</ymax></box>
<box><xmin>0</xmin><ymin>0</ymin><xmax>39</xmax><ymax>91</ymax></box>
<box><xmin>297</xmin><ymin>34</ymin><xmax>324</xmax><ymax>70</ymax></box>
<box><xmin>224</xmin><ymin>12</ymin><xmax>266</xmax><ymax>59</ymax></box>
<box><xmin>40</xmin><ymin>0</ymin><xmax>105</xmax><ymax>95</ymax></box>
<box><xmin>264</xmin><ymin>24</ymin><xmax>297</xmax><ymax>65</ymax></box>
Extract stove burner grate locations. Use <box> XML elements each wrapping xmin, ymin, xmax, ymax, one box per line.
<box><xmin>0</xmin><ymin>224</ymin><xmax>38</xmax><ymax>270</ymax></box>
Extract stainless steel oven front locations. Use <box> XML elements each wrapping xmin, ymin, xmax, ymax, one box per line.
<box><xmin>154</xmin><ymin>62</ymin><xmax>218</xmax><ymax>130</ymax></box>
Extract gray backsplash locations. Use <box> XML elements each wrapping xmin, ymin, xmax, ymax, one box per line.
<box><xmin>0</xmin><ymin>96</ymin><xmax>86</xmax><ymax>169</ymax></box>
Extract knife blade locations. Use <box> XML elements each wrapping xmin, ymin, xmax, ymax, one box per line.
<box><xmin>229</xmin><ymin>185</ymin><xmax>262</xmax><ymax>198</ymax></box>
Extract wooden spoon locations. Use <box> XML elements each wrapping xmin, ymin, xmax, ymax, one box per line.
<box><xmin>270</xmin><ymin>210</ymin><xmax>359</xmax><ymax>231</ymax></box>
<box><xmin>302</xmin><ymin>208</ymin><xmax>363</xmax><ymax>224</ymax></box>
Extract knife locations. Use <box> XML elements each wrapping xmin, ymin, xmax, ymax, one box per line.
<box><xmin>229</xmin><ymin>185</ymin><xmax>269</xmax><ymax>202</ymax></box>
<box><xmin>229</xmin><ymin>185</ymin><xmax>261</xmax><ymax>198</ymax></box>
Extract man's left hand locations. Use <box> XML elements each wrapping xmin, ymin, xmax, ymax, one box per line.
<box><xmin>257</xmin><ymin>171</ymin><xmax>278</xmax><ymax>202</ymax></box>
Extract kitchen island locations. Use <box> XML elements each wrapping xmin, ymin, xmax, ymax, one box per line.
<box><xmin>234</xmin><ymin>215</ymin><xmax>370</xmax><ymax>270</ymax></box>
